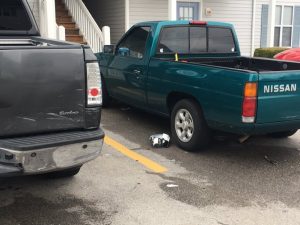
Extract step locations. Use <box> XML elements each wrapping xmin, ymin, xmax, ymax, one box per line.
<box><xmin>57</xmin><ymin>22</ymin><xmax>76</xmax><ymax>29</ymax></box>
<box><xmin>57</xmin><ymin>16</ymin><xmax>73</xmax><ymax>23</ymax></box>
<box><xmin>65</xmin><ymin>28</ymin><xmax>80</xmax><ymax>35</ymax></box>
<box><xmin>56</xmin><ymin>5</ymin><xmax>66</xmax><ymax>10</ymax></box>
<box><xmin>66</xmin><ymin>35</ymin><xmax>84</xmax><ymax>43</ymax></box>
<box><xmin>56</xmin><ymin>10</ymin><xmax>69</xmax><ymax>17</ymax></box>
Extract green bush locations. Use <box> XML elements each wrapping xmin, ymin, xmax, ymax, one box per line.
<box><xmin>254</xmin><ymin>47</ymin><xmax>288</xmax><ymax>58</ymax></box>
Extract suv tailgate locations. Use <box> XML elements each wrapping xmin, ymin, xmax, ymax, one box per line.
<box><xmin>0</xmin><ymin>47</ymin><xmax>86</xmax><ymax>137</ymax></box>
<box><xmin>257</xmin><ymin>71</ymin><xmax>300</xmax><ymax>123</ymax></box>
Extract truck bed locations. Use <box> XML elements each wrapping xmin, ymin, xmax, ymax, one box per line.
<box><xmin>185</xmin><ymin>57</ymin><xmax>300</xmax><ymax>72</ymax></box>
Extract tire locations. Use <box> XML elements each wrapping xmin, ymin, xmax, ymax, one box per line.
<box><xmin>45</xmin><ymin>166</ymin><xmax>81</xmax><ymax>179</ymax></box>
<box><xmin>269</xmin><ymin>129</ymin><xmax>298</xmax><ymax>138</ymax></box>
<box><xmin>171</xmin><ymin>99</ymin><xmax>212</xmax><ymax>152</ymax></box>
<box><xmin>101</xmin><ymin>74</ymin><xmax>111</xmax><ymax>107</ymax></box>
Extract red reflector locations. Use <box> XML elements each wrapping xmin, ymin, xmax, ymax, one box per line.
<box><xmin>90</xmin><ymin>88</ymin><xmax>99</xmax><ymax>97</ymax></box>
<box><xmin>189</xmin><ymin>21</ymin><xmax>207</xmax><ymax>25</ymax></box>
<box><xmin>242</xmin><ymin>97</ymin><xmax>257</xmax><ymax>117</ymax></box>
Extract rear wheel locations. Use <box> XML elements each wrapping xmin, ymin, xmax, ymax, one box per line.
<box><xmin>269</xmin><ymin>130</ymin><xmax>298</xmax><ymax>138</ymax></box>
<box><xmin>171</xmin><ymin>99</ymin><xmax>212</xmax><ymax>152</ymax></box>
<box><xmin>45</xmin><ymin>166</ymin><xmax>81</xmax><ymax>179</ymax></box>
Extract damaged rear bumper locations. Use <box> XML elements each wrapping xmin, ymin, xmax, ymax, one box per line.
<box><xmin>0</xmin><ymin>129</ymin><xmax>104</xmax><ymax>176</ymax></box>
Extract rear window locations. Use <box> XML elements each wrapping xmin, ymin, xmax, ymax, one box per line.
<box><xmin>157</xmin><ymin>27</ymin><xmax>189</xmax><ymax>54</ymax></box>
<box><xmin>0</xmin><ymin>0</ymin><xmax>32</xmax><ymax>31</ymax></box>
<box><xmin>190</xmin><ymin>27</ymin><xmax>207</xmax><ymax>53</ymax></box>
<box><xmin>157</xmin><ymin>26</ymin><xmax>236</xmax><ymax>54</ymax></box>
<box><xmin>208</xmin><ymin>27</ymin><xmax>236</xmax><ymax>53</ymax></box>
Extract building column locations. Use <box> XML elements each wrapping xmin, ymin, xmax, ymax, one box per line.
<box><xmin>168</xmin><ymin>0</ymin><xmax>177</xmax><ymax>20</ymax></box>
<box><xmin>39</xmin><ymin>0</ymin><xmax>57</xmax><ymax>39</ymax></box>
<box><xmin>267</xmin><ymin>0</ymin><xmax>276</xmax><ymax>47</ymax></box>
<box><xmin>125</xmin><ymin>0</ymin><xmax>130</xmax><ymax>31</ymax></box>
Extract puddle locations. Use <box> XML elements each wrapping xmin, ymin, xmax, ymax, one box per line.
<box><xmin>0</xmin><ymin>193</ymin><xmax>115</xmax><ymax>225</ymax></box>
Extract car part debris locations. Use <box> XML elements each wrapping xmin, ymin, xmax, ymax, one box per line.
<box><xmin>166</xmin><ymin>184</ymin><xmax>178</xmax><ymax>188</ymax></box>
<box><xmin>149</xmin><ymin>133</ymin><xmax>170</xmax><ymax>148</ymax></box>
<box><xmin>264</xmin><ymin>155</ymin><xmax>278</xmax><ymax>165</ymax></box>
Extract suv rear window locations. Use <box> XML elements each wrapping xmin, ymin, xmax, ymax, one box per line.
<box><xmin>157</xmin><ymin>26</ymin><xmax>236</xmax><ymax>54</ymax></box>
<box><xmin>0</xmin><ymin>0</ymin><xmax>32</xmax><ymax>31</ymax></box>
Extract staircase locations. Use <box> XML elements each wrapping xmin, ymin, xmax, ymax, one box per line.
<box><xmin>55</xmin><ymin>0</ymin><xmax>86</xmax><ymax>44</ymax></box>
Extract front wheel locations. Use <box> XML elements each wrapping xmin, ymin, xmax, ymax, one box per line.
<box><xmin>269</xmin><ymin>130</ymin><xmax>298</xmax><ymax>138</ymax></box>
<box><xmin>171</xmin><ymin>99</ymin><xmax>212</xmax><ymax>152</ymax></box>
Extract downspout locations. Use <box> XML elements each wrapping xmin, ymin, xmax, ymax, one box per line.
<box><xmin>251</xmin><ymin>0</ymin><xmax>256</xmax><ymax>56</ymax></box>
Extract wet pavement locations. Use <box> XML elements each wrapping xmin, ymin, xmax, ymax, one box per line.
<box><xmin>1</xmin><ymin>101</ymin><xmax>300</xmax><ymax>225</ymax></box>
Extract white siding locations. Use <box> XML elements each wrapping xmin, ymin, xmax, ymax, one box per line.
<box><xmin>83</xmin><ymin>0</ymin><xmax>125</xmax><ymax>44</ymax></box>
<box><xmin>254</xmin><ymin>0</ymin><xmax>300</xmax><ymax>51</ymax></box>
<box><xmin>27</xmin><ymin>0</ymin><xmax>40</xmax><ymax>28</ymax></box>
<box><xmin>129</xmin><ymin>0</ymin><xmax>169</xmax><ymax>27</ymax></box>
<box><xmin>202</xmin><ymin>0</ymin><xmax>253</xmax><ymax>56</ymax></box>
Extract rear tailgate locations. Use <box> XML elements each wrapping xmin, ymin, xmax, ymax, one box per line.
<box><xmin>0</xmin><ymin>47</ymin><xmax>87</xmax><ymax>137</ymax></box>
<box><xmin>257</xmin><ymin>71</ymin><xmax>300</xmax><ymax>123</ymax></box>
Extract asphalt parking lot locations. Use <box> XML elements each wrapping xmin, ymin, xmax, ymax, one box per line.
<box><xmin>2</xmin><ymin>101</ymin><xmax>300</xmax><ymax>225</ymax></box>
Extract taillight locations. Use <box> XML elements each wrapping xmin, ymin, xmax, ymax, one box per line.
<box><xmin>242</xmin><ymin>82</ymin><xmax>257</xmax><ymax>123</ymax></box>
<box><xmin>86</xmin><ymin>62</ymin><xmax>102</xmax><ymax>106</ymax></box>
<box><xmin>189</xmin><ymin>21</ymin><xmax>207</xmax><ymax>25</ymax></box>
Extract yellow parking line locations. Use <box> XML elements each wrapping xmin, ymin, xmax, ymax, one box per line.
<box><xmin>104</xmin><ymin>136</ymin><xmax>168</xmax><ymax>173</ymax></box>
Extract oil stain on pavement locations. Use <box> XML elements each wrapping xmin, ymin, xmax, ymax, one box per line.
<box><xmin>0</xmin><ymin>192</ymin><xmax>114</xmax><ymax>225</ymax></box>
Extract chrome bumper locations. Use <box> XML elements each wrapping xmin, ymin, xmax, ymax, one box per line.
<box><xmin>0</xmin><ymin>138</ymin><xmax>103</xmax><ymax>176</ymax></box>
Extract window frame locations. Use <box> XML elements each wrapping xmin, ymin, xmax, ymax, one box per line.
<box><xmin>115</xmin><ymin>26</ymin><xmax>152</xmax><ymax>60</ymax></box>
<box><xmin>274</xmin><ymin>5</ymin><xmax>294</xmax><ymax>47</ymax></box>
<box><xmin>155</xmin><ymin>25</ymin><xmax>238</xmax><ymax>55</ymax></box>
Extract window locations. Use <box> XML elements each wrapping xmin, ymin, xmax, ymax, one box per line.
<box><xmin>208</xmin><ymin>28</ymin><xmax>236</xmax><ymax>53</ymax></box>
<box><xmin>0</xmin><ymin>0</ymin><xmax>32</xmax><ymax>31</ymax></box>
<box><xmin>157</xmin><ymin>26</ymin><xmax>207</xmax><ymax>54</ymax></box>
<box><xmin>158</xmin><ymin>27</ymin><xmax>189</xmax><ymax>53</ymax></box>
<box><xmin>116</xmin><ymin>26</ymin><xmax>150</xmax><ymax>59</ymax></box>
<box><xmin>190</xmin><ymin>27</ymin><xmax>207</xmax><ymax>53</ymax></box>
<box><xmin>177</xmin><ymin>2</ymin><xmax>200</xmax><ymax>21</ymax></box>
<box><xmin>274</xmin><ymin>5</ymin><xmax>294</xmax><ymax>47</ymax></box>
<box><xmin>157</xmin><ymin>26</ymin><xmax>236</xmax><ymax>54</ymax></box>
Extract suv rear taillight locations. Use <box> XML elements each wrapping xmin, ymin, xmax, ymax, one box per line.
<box><xmin>242</xmin><ymin>82</ymin><xmax>257</xmax><ymax>123</ymax></box>
<box><xmin>86</xmin><ymin>62</ymin><xmax>102</xmax><ymax>106</ymax></box>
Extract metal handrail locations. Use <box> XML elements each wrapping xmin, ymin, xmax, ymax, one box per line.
<box><xmin>63</xmin><ymin>0</ymin><xmax>104</xmax><ymax>52</ymax></box>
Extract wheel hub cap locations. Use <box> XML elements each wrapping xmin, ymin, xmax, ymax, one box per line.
<box><xmin>175</xmin><ymin>109</ymin><xmax>194</xmax><ymax>143</ymax></box>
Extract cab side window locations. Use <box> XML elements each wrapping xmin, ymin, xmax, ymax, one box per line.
<box><xmin>116</xmin><ymin>26</ymin><xmax>151</xmax><ymax>59</ymax></box>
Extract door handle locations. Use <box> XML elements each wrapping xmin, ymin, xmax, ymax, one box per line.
<box><xmin>133</xmin><ymin>69</ymin><xmax>141</xmax><ymax>75</ymax></box>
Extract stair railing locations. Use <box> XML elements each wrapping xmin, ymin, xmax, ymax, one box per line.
<box><xmin>62</xmin><ymin>0</ymin><xmax>104</xmax><ymax>52</ymax></box>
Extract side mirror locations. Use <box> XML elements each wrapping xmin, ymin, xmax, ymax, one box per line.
<box><xmin>103</xmin><ymin>45</ymin><xmax>115</xmax><ymax>54</ymax></box>
<box><xmin>117</xmin><ymin>47</ymin><xmax>130</xmax><ymax>56</ymax></box>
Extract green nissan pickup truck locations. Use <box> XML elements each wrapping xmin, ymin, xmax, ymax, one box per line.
<box><xmin>97</xmin><ymin>20</ymin><xmax>300</xmax><ymax>151</ymax></box>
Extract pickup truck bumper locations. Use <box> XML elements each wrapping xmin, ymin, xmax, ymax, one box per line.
<box><xmin>0</xmin><ymin>129</ymin><xmax>104</xmax><ymax>176</ymax></box>
<box><xmin>211</xmin><ymin>119</ymin><xmax>300</xmax><ymax>136</ymax></box>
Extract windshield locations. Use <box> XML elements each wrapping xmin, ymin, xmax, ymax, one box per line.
<box><xmin>0</xmin><ymin>0</ymin><xmax>32</xmax><ymax>31</ymax></box>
